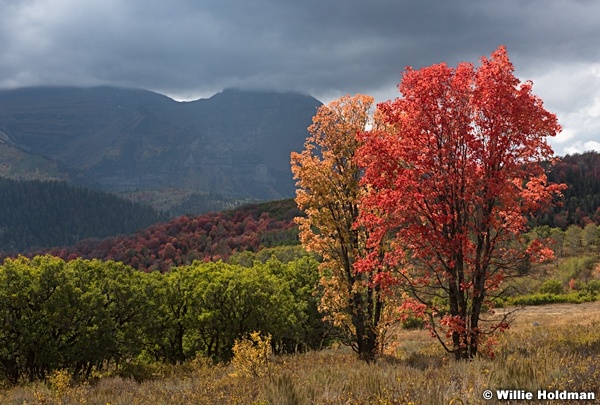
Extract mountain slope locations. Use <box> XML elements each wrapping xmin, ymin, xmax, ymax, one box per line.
<box><xmin>0</xmin><ymin>178</ymin><xmax>167</xmax><ymax>253</ymax></box>
<box><xmin>12</xmin><ymin>148</ymin><xmax>600</xmax><ymax>267</ymax></box>
<box><xmin>26</xmin><ymin>199</ymin><xmax>301</xmax><ymax>271</ymax></box>
<box><xmin>0</xmin><ymin>86</ymin><xmax>321</xmax><ymax>200</ymax></box>
<box><xmin>535</xmin><ymin>151</ymin><xmax>600</xmax><ymax>227</ymax></box>
<box><xmin>0</xmin><ymin>141</ymin><xmax>92</xmax><ymax>184</ymax></box>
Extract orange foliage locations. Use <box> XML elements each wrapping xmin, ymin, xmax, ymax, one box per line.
<box><xmin>291</xmin><ymin>94</ymin><xmax>389</xmax><ymax>361</ymax></box>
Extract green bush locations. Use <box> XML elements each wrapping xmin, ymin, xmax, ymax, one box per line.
<box><xmin>539</xmin><ymin>279</ymin><xmax>563</xmax><ymax>295</ymax></box>
<box><xmin>557</xmin><ymin>255</ymin><xmax>596</xmax><ymax>283</ymax></box>
<box><xmin>510</xmin><ymin>293</ymin><xmax>560</xmax><ymax>306</ymax></box>
<box><xmin>401</xmin><ymin>316</ymin><xmax>425</xmax><ymax>330</ymax></box>
<box><xmin>583</xmin><ymin>279</ymin><xmax>600</xmax><ymax>294</ymax></box>
<box><xmin>508</xmin><ymin>291</ymin><xmax>597</xmax><ymax>306</ymax></box>
<box><xmin>0</xmin><ymin>254</ymin><xmax>328</xmax><ymax>384</ymax></box>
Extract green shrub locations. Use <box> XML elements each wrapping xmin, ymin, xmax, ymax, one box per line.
<box><xmin>583</xmin><ymin>279</ymin><xmax>600</xmax><ymax>294</ymax></box>
<box><xmin>510</xmin><ymin>293</ymin><xmax>560</xmax><ymax>306</ymax></box>
<box><xmin>508</xmin><ymin>292</ymin><xmax>597</xmax><ymax>306</ymax></box>
<box><xmin>557</xmin><ymin>255</ymin><xmax>596</xmax><ymax>283</ymax></box>
<box><xmin>401</xmin><ymin>316</ymin><xmax>424</xmax><ymax>330</ymax></box>
<box><xmin>539</xmin><ymin>279</ymin><xmax>563</xmax><ymax>295</ymax></box>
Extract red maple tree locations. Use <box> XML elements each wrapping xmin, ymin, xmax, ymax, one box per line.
<box><xmin>356</xmin><ymin>46</ymin><xmax>564</xmax><ymax>359</ymax></box>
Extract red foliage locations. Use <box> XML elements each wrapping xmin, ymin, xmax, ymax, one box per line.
<box><xmin>31</xmin><ymin>206</ymin><xmax>299</xmax><ymax>271</ymax></box>
<box><xmin>356</xmin><ymin>46</ymin><xmax>564</xmax><ymax>359</ymax></box>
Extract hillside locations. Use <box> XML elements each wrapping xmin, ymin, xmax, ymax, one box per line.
<box><xmin>0</xmin><ymin>178</ymin><xmax>166</xmax><ymax>253</ymax></box>
<box><xmin>5</xmin><ymin>151</ymin><xmax>597</xmax><ymax>260</ymax></box>
<box><xmin>28</xmin><ymin>199</ymin><xmax>301</xmax><ymax>271</ymax></box>
<box><xmin>533</xmin><ymin>151</ymin><xmax>600</xmax><ymax>227</ymax></box>
<box><xmin>0</xmin><ymin>86</ymin><xmax>322</xmax><ymax>202</ymax></box>
<box><xmin>0</xmin><ymin>141</ymin><xmax>92</xmax><ymax>185</ymax></box>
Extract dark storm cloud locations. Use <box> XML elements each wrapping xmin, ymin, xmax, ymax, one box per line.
<box><xmin>1</xmin><ymin>0</ymin><xmax>599</xmax><ymax>153</ymax></box>
<box><xmin>0</xmin><ymin>0</ymin><xmax>594</xmax><ymax>94</ymax></box>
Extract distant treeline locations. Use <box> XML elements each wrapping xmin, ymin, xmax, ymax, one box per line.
<box><xmin>0</xmin><ymin>178</ymin><xmax>167</xmax><ymax>253</ymax></box>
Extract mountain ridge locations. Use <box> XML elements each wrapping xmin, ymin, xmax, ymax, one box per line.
<box><xmin>0</xmin><ymin>86</ymin><xmax>322</xmax><ymax>200</ymax></box>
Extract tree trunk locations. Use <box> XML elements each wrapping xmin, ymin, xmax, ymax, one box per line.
<box><xmin>352</xmin><ymin>292</ymin><xmax>377</xmax><ymax>362</ymax></box>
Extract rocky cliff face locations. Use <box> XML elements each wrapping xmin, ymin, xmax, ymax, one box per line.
<box><xmin>0</xmin><ymin>86</ymin><xmax>321</xmax><ymax>200</ymax></box>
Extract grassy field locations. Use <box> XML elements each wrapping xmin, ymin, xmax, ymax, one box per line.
<box><xmin>1</xmin><ymin>301</ymin><xmax>599</xmax><ymax>404</ymax></box>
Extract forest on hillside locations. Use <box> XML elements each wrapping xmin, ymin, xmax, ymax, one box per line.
<box><xmin>537</xmin><ymin>151</ymin><xmax>600</xmax><ymax>227</ymax></box>
<box><xmin>38</xmin><ymin>201</ymin><xmax>301</xmax><ymax>271</ymax></box>
<box><xmin>0</xmin><ymin>152</ymin><xmax>598</xmax><ymax>259</ymax></box>
<box><xmin>0</xmin><ymin>178</ymin><xmax>167</xmax><ymax>253</ymax></box>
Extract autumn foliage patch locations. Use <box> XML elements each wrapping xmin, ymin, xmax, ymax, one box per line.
<box><xmin>29</xmin><ymin>202</ymin><xmax>300</xmax><ymax>271</ymax></box>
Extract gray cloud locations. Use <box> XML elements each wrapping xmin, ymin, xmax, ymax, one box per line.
<box><xmin>1</xmin><ymin>0</ymin><xmax>599</xmax><ymax>154</ymax></box>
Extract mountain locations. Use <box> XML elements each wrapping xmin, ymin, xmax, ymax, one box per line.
<box><xmin>0</xmin><ymin>86</ymin><xmax>322</xmax><ymax>201</ymax></box>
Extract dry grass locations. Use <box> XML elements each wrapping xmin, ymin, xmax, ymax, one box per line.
<box><xmin>2</xmin><ymin>302</ymin><xmax>599</xmax><ymax>404</ymax></box>
<box><xmin>497</xmin><ymin>301</ymin><xmax>600</xmax><ymax>328</ymax></box>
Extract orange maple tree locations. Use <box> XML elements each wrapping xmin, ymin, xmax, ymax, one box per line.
<box><xmin>356</xmin><ymin>46</ymin><xmax>564</xmax><ymax>359</ymax></box>
<box><xmin>291</xmin><ymin>94</ymin><xmax>387</xmax><ymax>361</ymax></box>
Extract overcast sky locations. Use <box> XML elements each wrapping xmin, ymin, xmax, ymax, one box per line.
<box><xmin>1</xmin><ymin>0</ymin><xmax>599</xmax><ymax>156</ymax></box>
